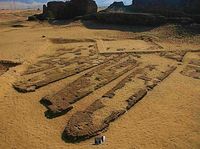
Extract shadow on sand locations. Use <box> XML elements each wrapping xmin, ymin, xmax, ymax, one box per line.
<box><xmin>44</xmin><ymin>18</ymin><xmax>200</xmax><ymax>36</ymax></box>
<box><xmin>81</xmin><ymin>20</ymin><xmax>158</xmax><ymax>33</ymax></box>
<box><xmin>45</xmin><ymin>18</ymin><xmax>159</xmax><ymax>33</ymax></box>
<box><xmin>48</xmin><ymin>19</ymin><xmax>74</xmax><ymax>26</ymax></box>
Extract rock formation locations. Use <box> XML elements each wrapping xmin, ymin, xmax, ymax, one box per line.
<box><xmin>132</xmin><ymin>0</ymin><xmax>200</xmax><ymax>16</ymax></box>
<box><xmin>91</xmin><ymin>0</ymin><xmax>200</xmax><ymax>26</ymax></box>
<box><xmin>28</xmin><ymin>0</ymin><xmax>97</xmax><ymax>20</ymax></box>
<box><xmin>71</xmin><ymin>0</ymin><xmax>97</xmax><ymax>16</ymax></box>
<box><xmin>184</xmin><ymin>0</ymin><xmax>200</xmax><ymax>14</ymax></box>
<box><xmin>28</xmin><ymin>0</ymin><xmax>200</xmax><ymax>25</ymax></box>
<box><xmin>102</xmin><ymin>1</ymin><xmax>131</xmax><ymax>13</ymax></box>
<box><xmin>95</xmin><ymin>12</ymin><xmax>166</xmax><ymax>26</ymax></box>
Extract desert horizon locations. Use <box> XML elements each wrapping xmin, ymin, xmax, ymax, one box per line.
<box><xmin>0</xmin><ymin>0</ymin><xmax>131</xmax><ymax>10</ymax></box>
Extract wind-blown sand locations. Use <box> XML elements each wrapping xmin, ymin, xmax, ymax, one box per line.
<box><xmin>0</xmin><ymin>10</ymin><xmax>200</xmax><ymax>149</ymax></box>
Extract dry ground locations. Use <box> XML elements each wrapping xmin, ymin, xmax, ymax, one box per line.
<box><xmin>0</xmin><ymin>10</ymin><xmax>200</xmax><ymax>149</ymax></box>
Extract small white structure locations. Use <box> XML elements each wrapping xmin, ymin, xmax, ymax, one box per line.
<box><xmin>94</xmin><ymin>136</ymin><xmax>106</xmax><ymax>145</ymax></box>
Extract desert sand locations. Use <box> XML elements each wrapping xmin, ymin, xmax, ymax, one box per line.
<box><xmin>0</xmin><ymin>10</ymin><xmax>200</xmax><ymax>149</ymax></box>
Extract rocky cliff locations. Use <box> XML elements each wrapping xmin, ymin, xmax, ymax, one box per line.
<box><xmin>28</xmin><ymin>0</ymin><xmax>97</xmax><ymax>20</ymax></box>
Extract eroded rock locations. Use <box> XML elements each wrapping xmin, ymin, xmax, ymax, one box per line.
<box><xmin>28</xmin><ymin>0</ymin><xmax>97</xmax><ymax>20</ymax></box>
<box><xmin>102</xmin><ymin>1</ymin><xmax>132</xmax><ymax>13</ymax></box>
<box><xmin>132</xmin><ymin>0</ymin><xmax>200</xmax><ymax>16</ymax></box>
<box><xmin>96</xmin><ymin>12</ymin><xmax>166</xmax><ymax>26</ymax></box>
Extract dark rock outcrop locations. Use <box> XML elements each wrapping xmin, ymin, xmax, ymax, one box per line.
<box><xmin>133</xmin><ymin>0</ymin><xmax>184</xmax><ymax>10</ymax></box>
<box><xmin>132</xmin><ymin>0</ymin><xmax>200</xmax><ymax>16</ymax></box>
<box><xmin>45</xmin><ymin>1</ymin><xmax>70</xmax><ymax>19</ymax></box>
<box><xmin>28</xmin><ymin>0</ymin><xmax>97</xmax><ymax>20</ymax></box>
<box><xmin>92</xmin><ymin>0</ymin><xmax>200</xmax><ymax>26</ymax></box>
<box><xmin>93</xmin><ymin>0</ymin><xmax>200</xmax><ymax>26</ymax></box>
<box><xmin>28</xmin><ymin>0</ymin><xmax>200</xmax><ymax>25</ymax></box>
<box><xmin>132</xmin><ymin>0</ymin><xmax>186</xmax><ymax>17</ymax></box>
<box><xmin>71</xmin><ymin>0</ymin><xmax>97</xmax><ymax>16</ymax></box>
<box><xmin>102</xmin><ymin>1</ymin><xmax>131</xmax><ymax>13</ymax></box>
<box><xmin>96</xmin><ymin>12</ymin><xmax>166</xmax><ymax>26</ymax></box>
<box><xmin>184</xmin><ymin>0</ymin><xmax>200</xmax><ymax>14</ymax></box>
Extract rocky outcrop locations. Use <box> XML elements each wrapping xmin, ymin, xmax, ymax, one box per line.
<box><xmin>184</xmin><ymin>0</ymin><xmax>200</xmax><ymax>14</ymax></box>
<box><xmin>92</xmin><ymin>0</ymin><xmax>199</xmax><ymax>26</ymax></box>
<box><xmin>28</xmin><ymin>0</ymin><xmax>97</xmax><ymax>20</ymax></box>
<box><xmin>132</xmin><ymin>0</ymin><xmax>186</xmax><ymax>17</ymax></box>
<box><xmin>71</xmin><ymin>0</ymin><xmax>98</xmax><ymax>16</ymax></box>
<box><xmin>132</xmin><ymin>0</ymin><xmax>200</xmax><ymax>16</ymax></box>
<box><xmin>28</xmin><ymin>0</ymin><xmax>200</xmax><ymax>25</ymax></box>
<box><xmin>96</xmin><ymin>12</ymin><xmax>166</xmax><ymax>26</ymax></box>
<box><xmin>45</xmin><ymin>1</ymin><xmax>70</xmax><ymax>19</ymax></box>
<box><xmin>133</xmin><ymin>0</ymin><xmax>184</xmax><ymax>10</ymax></box>
<box><xmin>102</xmin><ymin>2</ymin><xmax>131</xmax><ymax>13</ymax></box>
